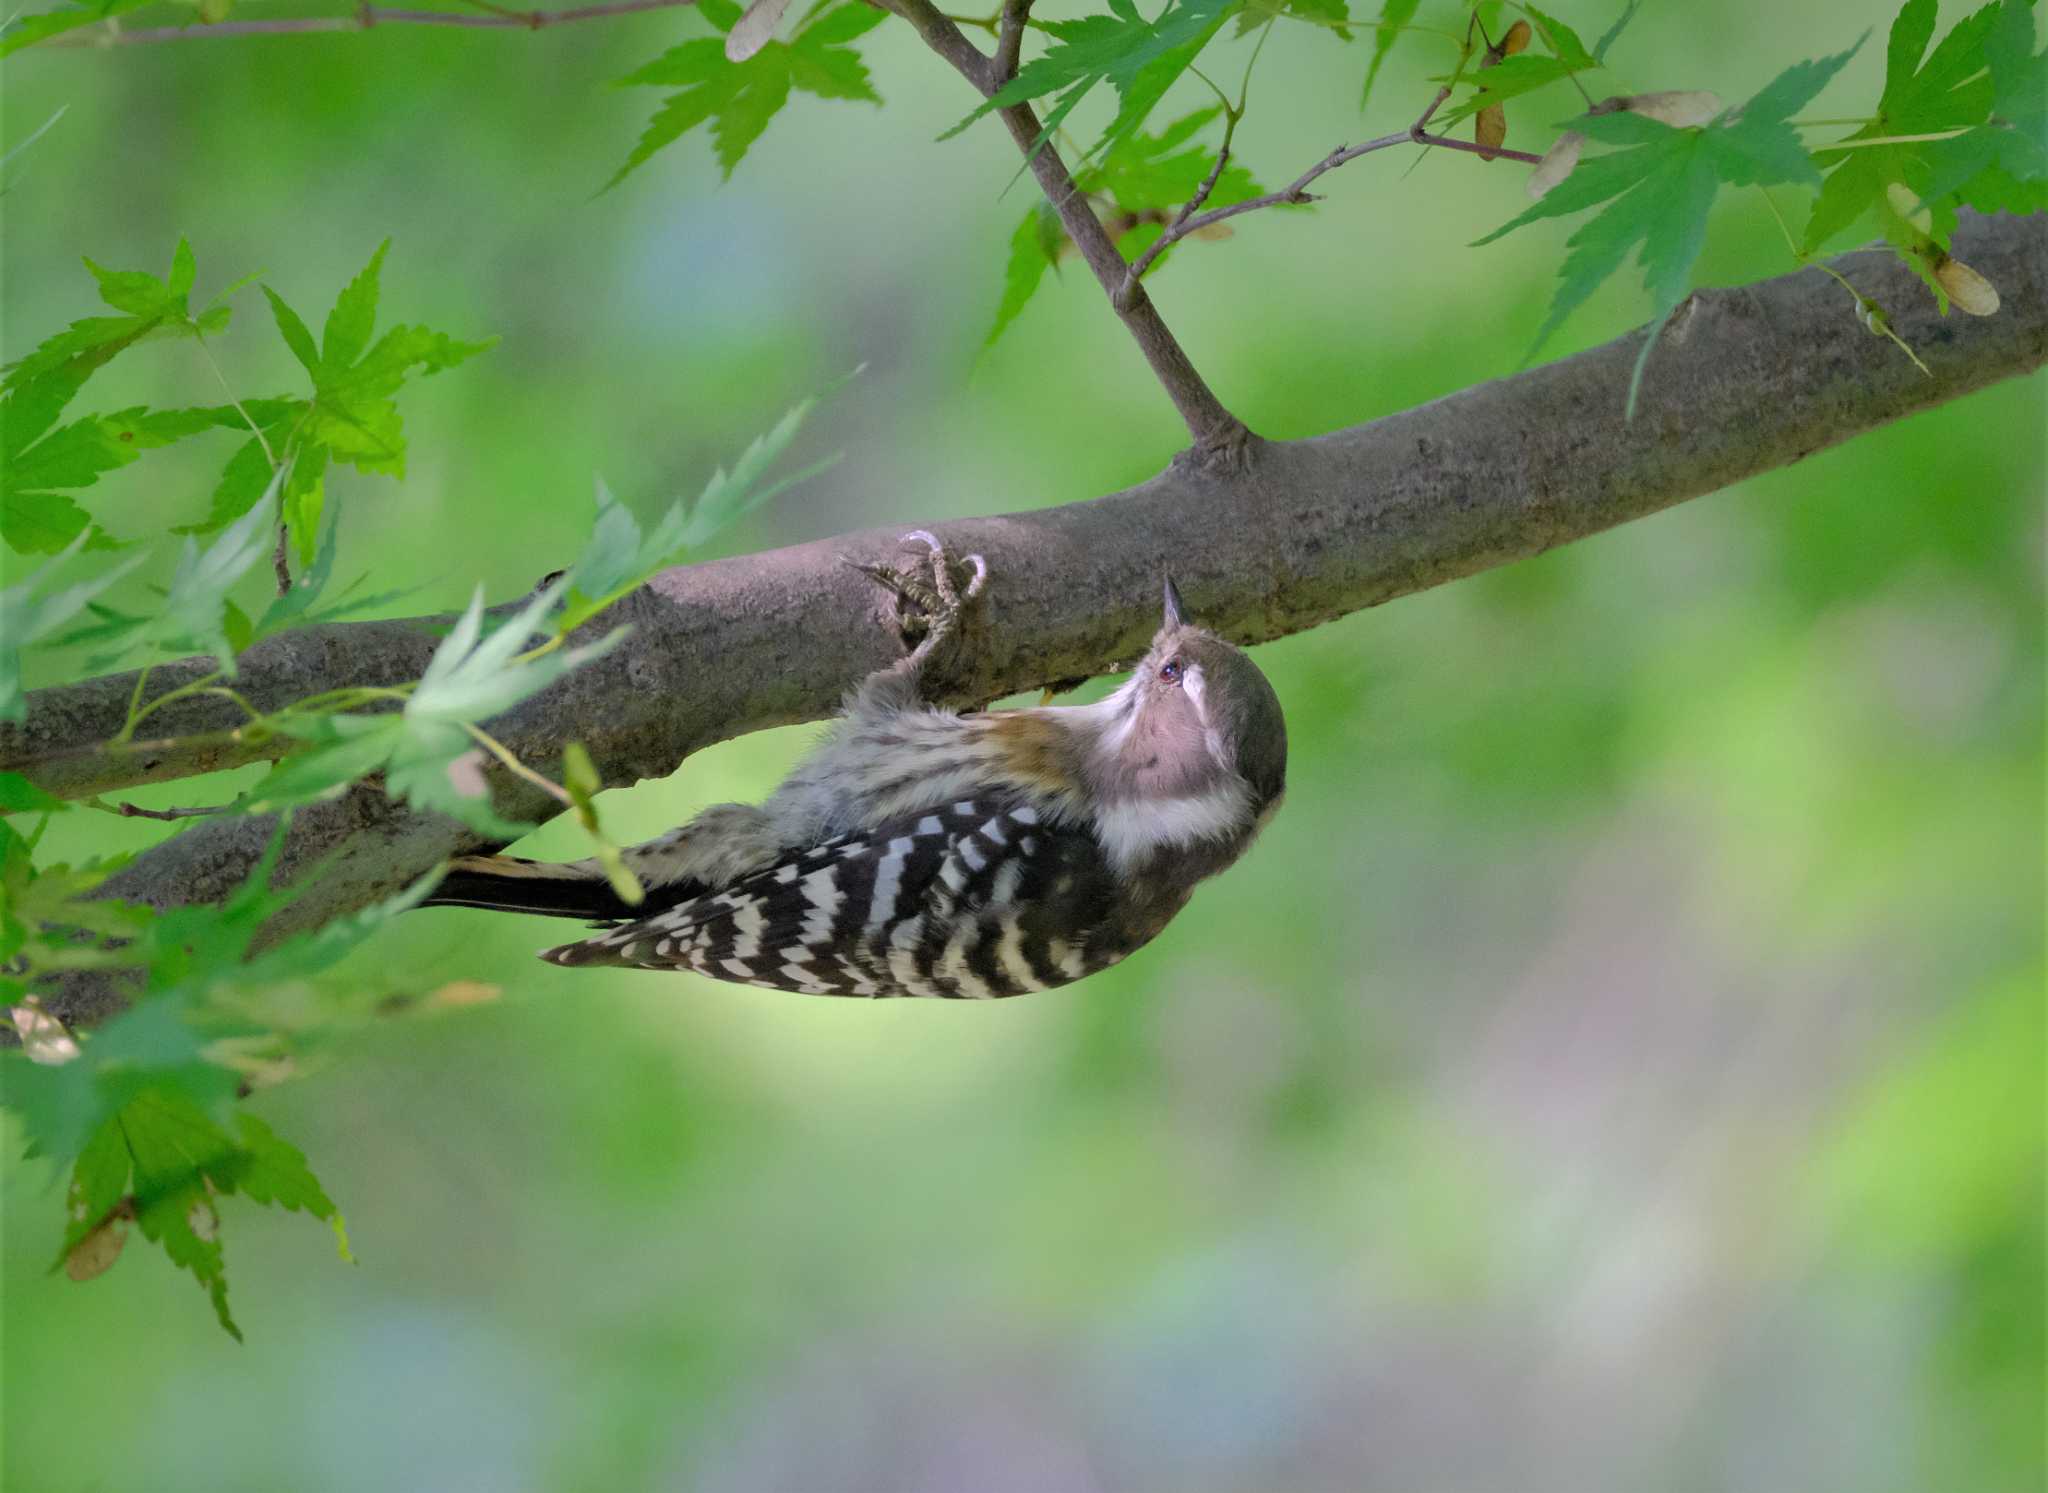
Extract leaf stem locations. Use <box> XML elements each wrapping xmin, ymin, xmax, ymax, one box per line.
<box><xmin>190</xmin><ymin>328</ymin><xmax>277</xmax><ymax>471</ymax></box>
<box><xmin>1506</xmin><ymin>0</ymin><xmax>1596</xmax><ymax>109</ymax></box>
<box><xmin>1758</xmin><ymin>186</ymin><xmax>1930</xmax><ymax>376</ymax></box>
<box><xmin>1814</xmin><ymin>128</ymin><xmax>1972</xmax><ymax>150</ymax></box>
<box><xmin>118</xmin><ymin>665</ymin><xmax>155</xmax><ymax>742</ymax></box>
<box><xmin>122</xmin><ymin>670</ymin><xmax>231</xmax><ymax>737</ymax></box>
<box><xmin>1235</xmin><ymin>15</ymin><xmax>1275</xmax><ymax>116</ymax></box>
<box><xmin>462</xmin><ymin>724</ymin><xmax>573</xmax><ymax>805</ymax></box>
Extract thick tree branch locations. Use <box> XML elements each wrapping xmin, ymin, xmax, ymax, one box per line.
<box><xmin>13</xmin><ymin>210</ymin><xmax>2045</xmax><ymax>1026</ymax></box>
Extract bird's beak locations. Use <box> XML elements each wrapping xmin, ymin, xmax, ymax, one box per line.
<box><xmin>1162</xmin><ymin>573</ymin><xmax>1190</xmax><ymax>630</ymax></box>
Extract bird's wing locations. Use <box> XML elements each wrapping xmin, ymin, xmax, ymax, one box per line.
<box><xmin>543</xmin><ymin>795</ymin><xmax>1125</xmax><ymax>998</ymax></box>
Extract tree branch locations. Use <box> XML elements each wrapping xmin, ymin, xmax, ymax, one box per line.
<box><xmin>28</xmin><ymin>0</ymin><xmax>697</xmax><ymax>46</ymax></box>
<box><xmin>881</xmin><ymin>0</ymin><xmax>1252</xmax><ymax>463</ymax></box>
<box><xmin>1121</xmin><ymin>86</ymin><xmax>1542</xmax><ymax>297</ymax></box>
<box><xmin>991</xmin><ymin>0</ymin><xmax>1028</xmax><ymax>82</ymax></box>
<box><xmin>14</xmin><ymin>210</ymin><xmax>2045</xmax><ymax>1026</ymax></box>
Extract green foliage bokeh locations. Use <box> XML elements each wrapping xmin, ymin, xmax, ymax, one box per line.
<box><xmin>2</xmin><ymin>0</ymin><xmax>2042</xmax><ymax>1488</ymax></box>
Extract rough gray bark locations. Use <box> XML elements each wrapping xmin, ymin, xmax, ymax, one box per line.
<box><xmin>9</xmin><ymin>209</ymin><xmax>2045</xmax><ymax>1025</ymax></box>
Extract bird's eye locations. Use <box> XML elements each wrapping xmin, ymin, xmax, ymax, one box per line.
<box><xmin>1159</xmin><ymin>658</ymin><xmax>1184</xmax><ymax>685</ymax></box>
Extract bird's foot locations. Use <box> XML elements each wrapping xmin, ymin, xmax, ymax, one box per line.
<box><xmin>849</xmin><ymin>530</ymin><xmax>988</xmax><ymax>667</ymax></box>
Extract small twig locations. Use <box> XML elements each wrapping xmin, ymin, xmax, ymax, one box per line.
<box><xmin>1172</xmin><ymin>137</ymin><xmax>1234</xmax><ymax>235</ymax></box>
<box><xmin>1411</xmin><ymin>85</ymin><xmax>1451</xmax><ymax>134</ymax></box>
<box><xmin>991</xmin><ymin>0</ymin><xmax>1029</xmax><ymax>85</ymax></box>
<box><xmin>880</xmin><ymin>0</ymin><xmax>1249</xmax><ymax>460</ymax></box>
<box><xmin>1412</xmin><ymin>129</ymin><xmax>1541</xmax><ymax>165</ymax></box>
<box><xmin>1119</xmin><ymin>89</ymin><xmax>1542</xmax><ymax>299</ymax></box>
<box><xmin>273</xmin><ymin>523</ymin><xmax>293</xmax><ymax>596</ymax></box>
<box><xmin>29</xmin><ymin>0</ymin><xmax>695</xmax><ymax>46</ymax></box>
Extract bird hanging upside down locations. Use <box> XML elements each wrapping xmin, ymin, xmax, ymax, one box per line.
<box><xmin>420</xmin><ymin>533</ymin><xmax>1287</xmax><ymax>998</ymax></box>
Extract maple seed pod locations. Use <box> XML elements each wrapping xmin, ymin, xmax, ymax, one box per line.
<box><xmin>1527</xmin><ymin>131</ymin><xmax>1585</xmax><ymax>199</ymax></box>
<box><xmin>1934</xmin><ymin>254</ymin><xmax>2001</xmax><ymax>316</ymax></box>
<box><xmin>1475</xmin><ymin>104</ymin><xmax>1508</xmax><ymax>160</ymax></box>
<box><xmin>724</xmin><ymin>0</ymin><xmax>792</xmax><ymax>63</ymax></box>
<box><xmin>10</xmin><ymin>999</ymin><xmax>80</xmax><ymax>1064</ymax></box>
<box><xmin>1886</xmin><ymin>182</ymin><xmax>1935</xmax><ymax>235</ymax></box>
<box><xmin>65</xmin><ymin>1202</ymin><xmax>135</xmax><ymax>1283</ymax></box>
<box><xmin>1623</xmin><ymin>91</ymin><xmax>1724</xmax><ymax>128</ymax></box>
<box><xmin>1470</xmin><ymin>20</ymin><xmax>1527</xmax><ymax>162</ymax></box>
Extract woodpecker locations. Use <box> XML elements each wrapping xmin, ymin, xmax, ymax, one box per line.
<box><xmin>421</xmin><ymin>533</ymin><xmax>1287</xmax><ymax>998</ymax></box>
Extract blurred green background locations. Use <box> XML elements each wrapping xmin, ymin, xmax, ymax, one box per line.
<box><xmin>3</xmin><ymin>1</ymin><xmax>2043</xmax><ymax>1489</ymax></box>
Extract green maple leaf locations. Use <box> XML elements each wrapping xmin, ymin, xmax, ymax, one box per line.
<box><xmin>247</xmin><ymin>583</ymin><xmax>622</xmax><ymax>836</ymax></box>
<box><xmin>1436</xmin><ymin>7</ymin><xmax>1605</xmax><ymax>128</ymax></box>
<box><xmin>0</xmin><ymin>771</ymin><xmax>67</xmax><ymax>813</ymax></box>
<box><xmin>246</xmin><ymin>512</ymin><xmax>414</xmax><ymax>643</ymax></box>
<box><xmin>1803</xmin><ymin>0</ymin><xmax>2006</xmax><ymax>268</ymax></box>
<box><xmin>257</xmin><ymin>242</ymin><xmax>493</xmax><ymax>562</ymax></box>
<box><xmin>0</xmin><ymin>0</ymin><xmax>151</xmax><ymax>56</ymax></box>
<box><xmin>240</xmin><ymin>382</ymin><xmax>828</xmax><ymax>831</ymax></box>
<box><xmin>985</xmin><ymin>205</ymin><xmax>1068</xmax><ymax>349</ymax></box>
<box><xmin>2</xmin><ymin>417</ymin><xmax>134</xmax><ymax>554</ymax></box>
<box><xmin>1091</xmin><ymin>105</ymin><xmax>1267</xmax><ymax>217</ymax></box>
<box><xmin>72</xmin><ymin>477</ymin><xmax>284</xmax><ymax>674</ymax></box>
<box><xmin>942</xmin><ymin>0</ymin><xmax>1242</xmax><ymax>167</ymax></box>
<box><xmin>1918</xmin><ymin>0</ymin><xmax>2048</xmax><ymax>216</ymax></box>
<box><xmin>984</xmin><ymin>108</ymin><xmax>1267</xmax><ymax>346</ymax></box>
<box><xmin>561</xmin><ymin>384</ymin><xmax>837</xmax><ymax>632</ymax></box>
<box><xmin>1</xmin><ymin>239</ymin><xmax>241</xmax><ymax>555</ymax></box>
<box><xmin>1477</xmin><ymin>41</ymin><xmax>1861</xmax><ymax>410</ymax></box>
<box><xmin>611</xmin><ymin>0</ymin><xmax>885</xmax><ymax>187</ymax></box>
<box><xmin>52</xmin><ymin>1095</ymin><xmax>351</xmax><ymax>1342</ymax></box>
<box><xmin>178</xmin><ymin>403</ymin><xmax>310</xmax><ymax>535</ymax></box>
<box><xmin>1234</xmin><ymin>0</ymin><xmax>1346</xmax><ymax>40</ymax></box>
<box><xmin>0</xmin><ymin>535</ymin><xmax>147</xmax><ymax>719</ymax></box>
<box><xmin>1361</xmin><ymin>0</ymin><xmax>1420</xmax><ymax>108</ymax></box>
<box><xmin>4</xmin><ymin>822</ymin><xmax>435</xmax><ymax>1254</ymax></box>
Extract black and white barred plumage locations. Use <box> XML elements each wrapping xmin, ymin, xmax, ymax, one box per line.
<box><xmin>547</xmin><ymin>798</ymin><xmax>1131</xmax><ymax>997</ymax></box>
<box><xmin>421</xmin><ymin>536</ymin><xmax>1287</xmax><ymax>998</ymax></box>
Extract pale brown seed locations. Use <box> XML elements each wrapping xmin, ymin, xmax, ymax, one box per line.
<box><xmin>1527</xmin><ymin>131</ymin><xmax>1585</xmax><ymax>199</ymax></box>
<box><xmin>725</xmin><ymin>0</ymin><xmax>792</xmax><ymax>62</ymax></box>
<box><xmin>1934</xmin><ymin>255</ymin><xmax>2001</xmax><ymax>316</ymax></box>
<box><xmin>1623</xmin><ymin>91</ymin><xmax>1724</xmax><ymax>128</ymax></box>
<box><xmin>1476</xmin><ymin>104</ymin><xmax>1508</xmax><ymax>160</ymax></box>
<box><xmin>65</xmin><ymin>1201</ymin><xmax>135</xmax><ymax>1283</ymax></box>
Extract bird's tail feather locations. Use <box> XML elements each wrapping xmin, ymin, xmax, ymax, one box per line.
<box><xmin>420</xmin><ymin>855</ymin><xmax>644</xmax><ymax>923</ymax></box>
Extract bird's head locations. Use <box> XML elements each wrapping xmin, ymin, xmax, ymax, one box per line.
<box><xmin>1091</xmin><ymin>577</ymin><xmax>1287</xmax><ymax>811</ymax></box>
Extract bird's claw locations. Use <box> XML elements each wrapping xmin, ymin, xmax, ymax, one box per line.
<box><xmin>848</xmin><ymin>530</ymin><xmax>989</xmax><ymax>666</ymax></box>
